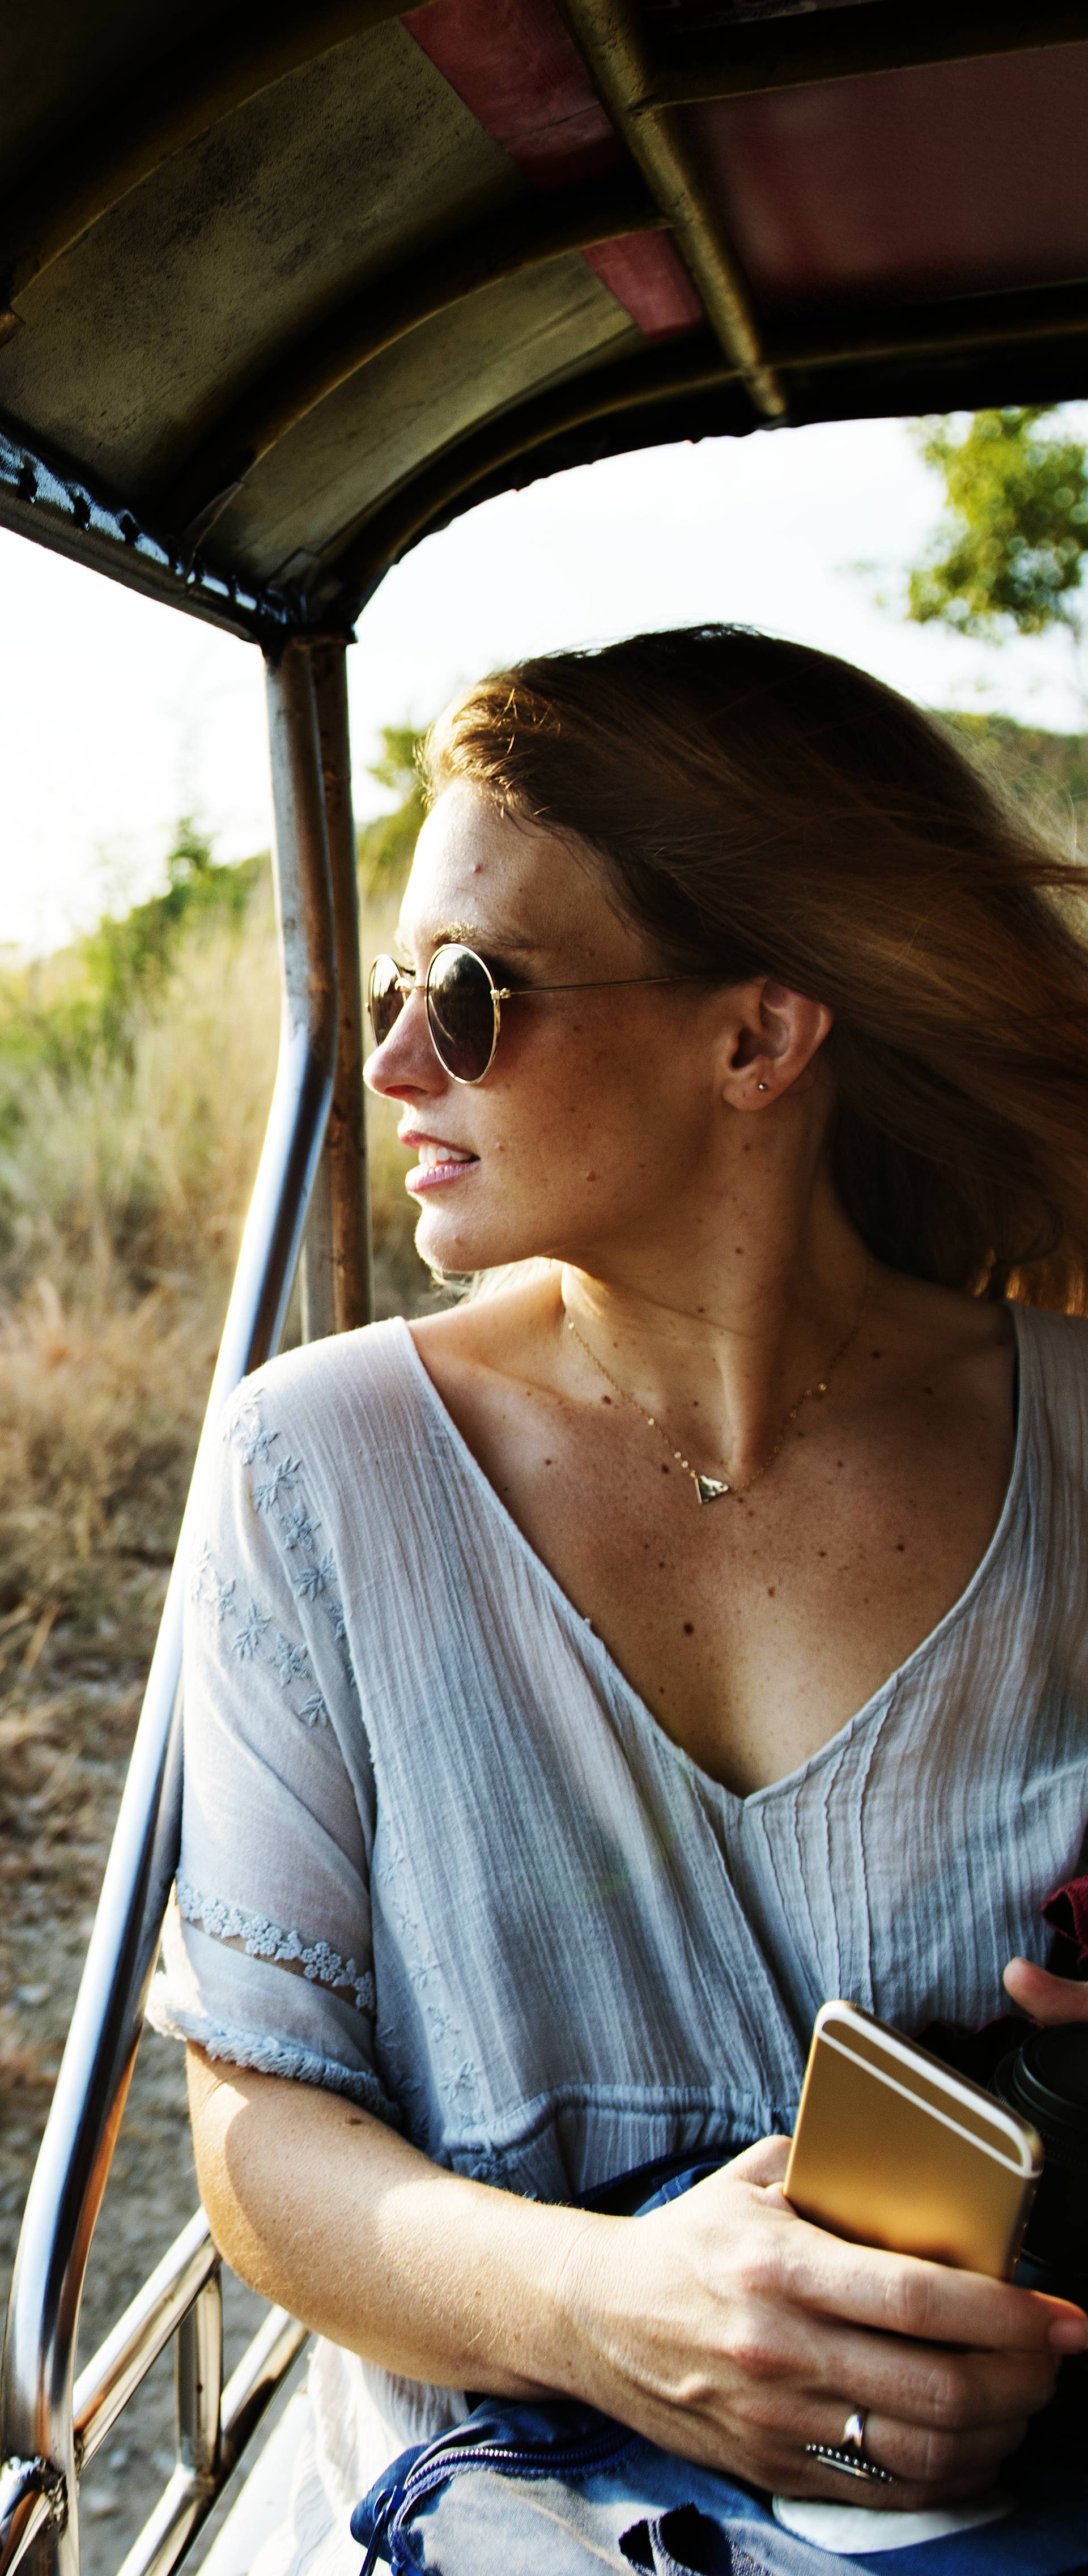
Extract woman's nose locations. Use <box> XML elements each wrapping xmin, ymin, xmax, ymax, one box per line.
<box><xmin>363</xmin><ymin>989</ymin><xmax>443</xmax><ymax>1099</ymax></box>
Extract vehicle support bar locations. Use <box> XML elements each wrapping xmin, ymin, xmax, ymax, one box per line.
<box><xmin>0</xmin><ymin>637</ymin><xmax>343</xmax><ymax>2576</ymax></box>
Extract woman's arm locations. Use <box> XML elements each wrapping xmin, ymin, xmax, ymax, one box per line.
<box><xmin>188</xmin><ymin>2046</ymin><xmax>1086</xmax><ymax>2509</ymax></box>
<box><xmin>188</xmin><ymin>2046</ymin><xmax>589</xmax><ymax>2397</ymax></box>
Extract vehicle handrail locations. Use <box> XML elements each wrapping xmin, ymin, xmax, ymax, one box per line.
<box><xmin>111</xmin><ymin>2305</ymin><xmax>309</xmax><ymax>2576</ymax></box>
<box><xmin>73</xmin><ymin>2214</ymin><xmax>217</xmax><ymax>2476</ymax></box>
<box><xmin>0</xmin><ymin>639</ymin><xmax>345</xmax><ymax>2576</ymax></box>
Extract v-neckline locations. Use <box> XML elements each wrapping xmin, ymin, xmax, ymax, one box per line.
<box><xmin>392</xmin><ymin>1304</ymin><xmax>1034</xmax><ymax>1816</ymax></box>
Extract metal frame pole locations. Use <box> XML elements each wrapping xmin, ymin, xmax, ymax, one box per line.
<box><xmin>300</xmin><ymin>638</ymin><xmax>373</xmax><ymax>1340</ymax></box>
<box><xmin>0</xmin><ymin>638</ymin><xmax>338</xmax><ymax>2576</ymax></box>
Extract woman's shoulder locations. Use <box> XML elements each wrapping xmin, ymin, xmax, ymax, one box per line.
<box><xmin>1015</xmin><ymin>1303</ymin><xmax>1088</xmax><ymax>1484</ymax></box>
<box><xmin>1015</xmin><ymin>1301</ymin><xmax>1088</xmax><ymax>1380</ymax></box>
<box><xmin>216</xmin><ymin>1317</ymin><xmax>422</xmax><ymax>1467</ymax></box>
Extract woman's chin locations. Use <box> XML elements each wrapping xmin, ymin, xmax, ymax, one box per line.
<box><xmin>412</xmin><ymin>1199</ymin><xmax>494</xmax><ymax>1273</ymax></box>
<box><xmin>411</xmin><ymin>1196</ymin><xmax>540</xmax><ymax>1279</ymax></box>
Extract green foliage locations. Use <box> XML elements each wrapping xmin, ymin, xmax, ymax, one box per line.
<box><xmin>0</xmin><ymin>821</ymin><xmax>264</xmax><ymax>1098</ymax></box>
<box><xmin>0</xmin><ymin>817</ymin><xmax>266</xmax><ymax>1252</ymax></box>
<box><xmin>0</xmin><ymin>744</ymin><xmax>435</xmax><ymax>1314</ymax></box>
<box><xmin>908</xmin><ymin>408</ymin><xmax>1088</xmax><ymax>641</ymax></box>
<box><xmin>356</xmin><ymin>724</ymin><xmax>427</xmax><ymax>900</ymax></box>
<box><xmin>79</xmin><ymin>821</ymin><xmax>264</xmax><ymax>1072</ymax></box>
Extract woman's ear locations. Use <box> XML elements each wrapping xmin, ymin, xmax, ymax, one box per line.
<box><xmin>720</xmin><ymin>977</ymin><xmax>834</xmax><ymax>1107</ymax></box>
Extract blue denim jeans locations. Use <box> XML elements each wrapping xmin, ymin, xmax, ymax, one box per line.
<box><xmin>351</xmin><ymin>2401</ymin><xmax>1088</xmax><ymax>2576</ymax></box>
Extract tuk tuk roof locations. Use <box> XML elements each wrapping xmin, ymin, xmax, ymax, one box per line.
<box><xmin>1</xmin><ymin>0</ymin><xmax>1086</xmax><ymax>648</ymax></box>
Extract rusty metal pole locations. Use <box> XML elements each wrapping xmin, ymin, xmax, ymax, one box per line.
<box><xmin>301</xmin><ymin>639</ymin><xmax>373</xmax><ymax>1338</ymax></box>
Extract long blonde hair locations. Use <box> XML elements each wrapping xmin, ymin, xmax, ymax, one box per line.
<box><xmin>425</xmin><ymin>625</ymin><xmax>1088</xmax><ymax>1311</ymax></box>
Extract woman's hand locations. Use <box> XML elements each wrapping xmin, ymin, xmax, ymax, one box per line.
<box><xmin>557</xmin><ymin>2138</ymin><xmax>1088</xmax><ymax>2510</ymax></box>
<box><xmin>1004</xmin><ymin>1955</ymin><xmax>1088</xmax><ymax>2024</ymax></box>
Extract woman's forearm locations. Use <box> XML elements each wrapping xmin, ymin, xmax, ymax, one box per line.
<box><xmin>188</xmin><ymin>2050</ymin><xmax>1077</xmax><ymax>2511</ymax></box>
<box><xmin>186</xmin><ymin>2047</ymin><xmax>601</xmax><ymax>2396</ymax></box>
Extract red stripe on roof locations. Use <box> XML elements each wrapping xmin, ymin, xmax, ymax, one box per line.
<box><xmin>584</xmin><ymin>237</ymin><xmax>702</xmax><ymax>340</ymax></box>
<box><xmin>403</xmin><ymin>0</ymin><xmax>702</xmax><ymax>339</ymax></box>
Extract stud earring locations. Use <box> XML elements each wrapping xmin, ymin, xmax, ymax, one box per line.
<box><xmin>756</xmin><ymin>1081</ymin><xmax>769</xmax><ymax>1092</ymax></box>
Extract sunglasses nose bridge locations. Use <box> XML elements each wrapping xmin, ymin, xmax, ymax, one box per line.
<box><xmin>366</xmin><ymin>988</ymin><xmax>457</xmax><ymax>1116</ymax></box>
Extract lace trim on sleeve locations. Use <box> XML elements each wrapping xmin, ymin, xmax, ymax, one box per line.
<box><xmin>176</xmin><ymin>1878</ymin><xmax>375</xmax><ymax>2015</ymax></box>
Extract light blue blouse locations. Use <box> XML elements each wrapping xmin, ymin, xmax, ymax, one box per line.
<box><xmin>154</xmin><ymin>1299</ymin><xmax>1088</xmax><ymax>2211</ymax></box>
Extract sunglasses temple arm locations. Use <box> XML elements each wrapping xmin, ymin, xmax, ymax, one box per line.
<box><xmin>525</xmin><ymin>973</ymin><xmax>699</xmax><ymax>995</ymax></box>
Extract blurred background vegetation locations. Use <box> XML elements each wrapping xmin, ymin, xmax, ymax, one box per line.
<box><xmin>0</xmin><ymin>728</ymin><xmax>436</xmax><ymax>1838</ymax></box>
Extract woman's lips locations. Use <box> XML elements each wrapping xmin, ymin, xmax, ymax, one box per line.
<box><xmin>403</xmin><ymin>1138</ymin><xmax>479</xmax><ymax>1196</ymax></box>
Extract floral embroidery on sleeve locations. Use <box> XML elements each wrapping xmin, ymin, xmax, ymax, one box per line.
<box><xmin>232</xmin><ymin>1599</ymin><xmax>271</xmax><ymax>1661</ymax></box>
<box><xmin>230</xmin><ymin>1392</ymin><xmax>277</xmax><ymax>1467</ymax></box>
<box><xmin>295</xmin><ymin>1690</ymin><xmax>331</xmax><ymax>1730</ymax></box>
<box><xmin>282</xmin><ymin>1503</ymin><xmax>322</xmax><ymax>1553</ymax></box>
<box><xmin>295</xmin><ymin>1550</ymin><xmax>336</xmax><ymax>1601</ymax></box>
<box><xmin>199</xmin><ymin>1385</ymin><xmax>352</xmax><ymax>1732</ymax></box>
<box><xmin>271</xmin><ymin>1633</ymin><xmax>312</xmax><ymax>1687</ymax></box>
<box><xmin>253</xmin><ymin>1457</ymin><xmax>302</xmax><ymax>1516</ymax></box>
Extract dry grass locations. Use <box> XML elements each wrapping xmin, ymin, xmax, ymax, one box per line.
<box><xmin>0</xmin><ymin>892</ymin><xmax>279</xmax><ymax>1306</ymax></box>
<box><xmin>0</xmin><ymin>845</ymin><xmax>436</xmax><ymax>2575</ymax></box>
<box><xmin>0</xmin><ymin>1284</ymin><xmax>211</xmax><ymax>1641</ymax></box>
<box><xmin>0</xmin><ymin>867</ymin><xmax>433</xmax><ymax>1735</ymax></box>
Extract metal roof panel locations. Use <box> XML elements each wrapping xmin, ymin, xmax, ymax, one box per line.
<box><xmin>0</xmin><ymin>0</ymin><xmax>1084</xmax><ymax>644</ymax></box>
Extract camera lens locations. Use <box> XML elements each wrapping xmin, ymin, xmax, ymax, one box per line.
<box><xmin>993</xmin><ymin>2026</ymin><xmax>1088</xmax><ymax>2455</ymax></box>
<box><xmin>993</xmin><ymin>2025</ymin><xmax>1088</xmax><ymax>2294</ymax></box>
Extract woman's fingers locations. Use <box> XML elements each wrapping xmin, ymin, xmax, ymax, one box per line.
<box><xmin>767</xmin><ymin>2197</ymin><xmax>1087</xmax><ymax>2357</ymax></box>
<box><xmin>716</xmin><ymin>2378</ymin><xmax>1028</xmax><ymax>2510</ymax></box>
<box><xmin>851</xmin><ymin>2407</ymin><xmax>1028</xmax><ymax>2493</ymax></box>
<box><xmin>793</xmin><ymin>2435</ymin><xmax>1021</xmax><ymax>2513</ymax></box>
<box><xmin>1004</xmin><ymin>1955</ymin><xmax>1088</xmax><ymax>2024</ymax></box>
<box><xmin>706</xmin><ymin>2269</ymin><xmax>1056</xmax><ymax>2435</ymax></box>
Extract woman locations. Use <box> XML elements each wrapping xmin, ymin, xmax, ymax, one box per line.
<box><xmin>154</xmin><ymin>626</ymin><xmax>1088</xmax><ymax>2572</ymax></box>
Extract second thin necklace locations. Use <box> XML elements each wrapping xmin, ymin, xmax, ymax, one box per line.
<box><xmin>564</xmin><ymin>1261</ymin><xmax>872</xmax><ymax>1506</ymax></box>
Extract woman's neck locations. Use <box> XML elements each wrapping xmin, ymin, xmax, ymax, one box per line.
<box><xmin>558</xmin><ymin>1176</ymin><xmax>872</xmax><ymax>1489</ymax></box>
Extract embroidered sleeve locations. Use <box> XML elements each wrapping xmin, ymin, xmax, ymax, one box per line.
<box><xmin>148</xmin><ymin>1370</ymin><xmax>397</xmax><ymax>2123</ymax></box>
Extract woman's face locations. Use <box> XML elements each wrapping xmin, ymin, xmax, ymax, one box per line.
<box><xmin>363</xmin><ymin>781</ymin><xmax>760</xmax><ymax>1280</ymax></box>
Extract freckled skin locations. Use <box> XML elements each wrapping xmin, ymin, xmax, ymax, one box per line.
<box><xmin>367</xmin><ymin>781</ymin><xmax>1017</xmax><ymax>1798</ymax></box>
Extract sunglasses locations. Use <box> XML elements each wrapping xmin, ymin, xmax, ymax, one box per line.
<box><xmin>367</xmin><ymin>941</ymin><xmax>701</xmax><ymax>1086</ymax></box>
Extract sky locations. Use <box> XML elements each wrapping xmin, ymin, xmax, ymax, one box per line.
<box><xmin>1</xmin><ymin>412</ymin><xmax>1083</xmax><ymax>953</ymax></box>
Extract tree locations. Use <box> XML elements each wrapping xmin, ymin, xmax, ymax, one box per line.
<box><xmin>906</xmin><ymin>407</ymin><xmax>1088</xmax><ymax>656</ymax></box>
<box><xmin>356</xmin><ymin>724</ymin><xmax>428</xmax><ymax>900</ymax></box>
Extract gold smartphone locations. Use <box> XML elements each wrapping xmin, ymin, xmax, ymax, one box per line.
<box><xmin>784</xmin><ymin>2000</ymin><xmax>1043</xmax><ymax>2280</ymax></box>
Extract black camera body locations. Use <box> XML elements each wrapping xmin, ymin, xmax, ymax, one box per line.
<box><xmin>993</xmin><ymin>2024</ymin><xmax>1088</xmax><ymax>2448</ymax></box>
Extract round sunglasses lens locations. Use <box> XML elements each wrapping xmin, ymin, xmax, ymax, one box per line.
<box><xmin>426</xmin><ymin>945</ymin><xmax>497</xmax><ymax>1082</ymax></box>
<box><xmin>368</xmin><ymin>956</ymin><xmax>406</xmax><ymax>1049</ymax></box>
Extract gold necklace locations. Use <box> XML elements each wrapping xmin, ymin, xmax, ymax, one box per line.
<box><xmin>564</xmin><ymin>1261</ymin><xmax>872</xmax><ymax>1506</ymax></box>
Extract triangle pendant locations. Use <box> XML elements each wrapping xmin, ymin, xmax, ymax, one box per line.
<box><xmin>694</xmin><ymin>1474</ymin><xmax>732</xmax><ymax>1504</ymax></box>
